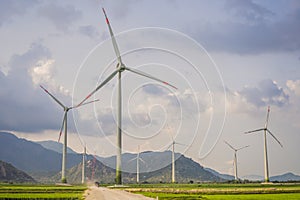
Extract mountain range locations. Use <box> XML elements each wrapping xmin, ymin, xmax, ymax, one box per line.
<box><xmin>0</xmin><ymin>131</ymin><xmax>299</xmax><ymax>184</ymax></box>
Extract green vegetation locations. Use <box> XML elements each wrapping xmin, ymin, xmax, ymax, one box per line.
<box><xmin>0</xmin><ymin>184</ymin><xmax>86</xmax><ymax>200</ymax></box>
<box><xmin>124</xmin><ymin>183</ymin><xmax>300</xmax><ymax>200</ymax></box>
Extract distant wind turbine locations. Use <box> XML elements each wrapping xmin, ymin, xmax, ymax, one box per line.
<box><xmin>244</xmin><ymin>106</ymin><xmax>283</xmax><ymax>183</ymax></box>
<box><xmin>77</xmin><ymin>8</ymin><xmax>177</xmax><ymax>185</ymax></box>
<box><xmin>224</xmin><ymin>141</ymin><xmax>249</xmax><ymax>180</ymax></box>
<box><xmin>40</xmin><ymin>85</ymin><xmax>99</xmax><ymax>183</ymax></box>
<box><xmin>128</xmin><ymin>146</ymin><xmax>146</xmax><ymax>184</ymax></box>
<box><xmin>166</xmin><ymin>125</ymin><xmax>186</xmax><ymax>183</ymax></box>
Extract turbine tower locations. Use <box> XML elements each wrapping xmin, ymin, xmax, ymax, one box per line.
<box><xmin>244</xmin><ymin>106</ymin><xmax>283</xmax><ymax>183</ymax></box>
<box><xmin>40</xmin><ymin>85</ymin><xmax>98</xmax><ymax>183</ymax></box>
<box><xmin>166</xmin><ymin>126</ymin><xmax>185</xmax><ymax>183</ymax></box>
<box><xmin>77</xmin><ymin>8</ymin><xmax>177</xmax><ymax>185</ymax></box>
<box><xmin>128</xmin><ymin>146</ymin><xmax>145</xmax><ymax>183</ymax></box>
<box><xmin>224</xmin><ymin>141</ymin><xmax>249</xmax><ymax>180</ymax></box>
<box><xmin>81</xmin><ymin>146</ymin><xmax>86</xmax><ymax>184</ymax></box>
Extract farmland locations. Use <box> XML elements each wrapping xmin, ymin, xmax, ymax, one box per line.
<box><xmin>1</xmin><ymin>183</ymin><xmax>300</xmax><ymax>199</ymax></box>
<box><xmin>124</xmin><ymin>183</ymin><xmax>300</xmax><ymax>200</ymax></box>
<box><xmin>0</xmin><ymin>184</ymin><xmax>86</xmax><ymax>200</ymax></box>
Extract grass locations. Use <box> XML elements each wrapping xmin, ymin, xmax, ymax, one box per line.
<box><xmin>0</xmin><ymin>184</ymin><xmax>86</xmax><ymax>199</ymax></box>
<box><xmin>122</xmin><ymin>183</ymin><xmax>300</xmax><ymax>200</ymax></box>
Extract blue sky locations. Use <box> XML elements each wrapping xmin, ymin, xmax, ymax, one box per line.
<box><xmin>0</xmin><ymin>0</ymin><xmax>300</xmax><ymax>177</ymax></box>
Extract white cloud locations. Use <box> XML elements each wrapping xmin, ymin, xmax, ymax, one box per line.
<box><xmin>286</xmin><ymin>80</ymin><xmax>300</xmax><ymax>96</ymax></box>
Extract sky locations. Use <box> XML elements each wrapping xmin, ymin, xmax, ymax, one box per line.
<box><xmin>0</xmin><ymin>0</ymin><xmax>300</xmax><ymax>178</ymax></box>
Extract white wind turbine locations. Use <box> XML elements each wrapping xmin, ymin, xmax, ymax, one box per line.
<box><xmin>128</xmin><ymin>146</ymin><xmax>146</xmax><ymax>184</ymax></box>
<box><xmin>77</xmin><ymin>8</ymin><xmax>177</xmax><ymax>185</ymax></box>
<box><xmin>40</xmin><ymin>85</ymin><xmax>98</xmax><ymax>183</ymax></box>
<box><xmin>244</xmin><ymin>106</ymin><xmax>283</xmax><ymax>183</ymax></box>
<box><xmin>81</xmin><ymin>145</ymin><xmax>86</xmax><ymax>184</ymax></box>
<box><xmin>166</xmin><ymin>125</ymin><xmax>186</xmax><ymax>183</ymax></box>
<box><xmin>224</xmin><ymin>141</ymin><xmax>249</xmax><ymax>181</ymax></box>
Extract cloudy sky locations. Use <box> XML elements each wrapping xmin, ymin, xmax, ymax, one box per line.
<box><xmin>1</xmin><ymin>0</ymin><xmax>300</xmax><ymax>177</ymax></box>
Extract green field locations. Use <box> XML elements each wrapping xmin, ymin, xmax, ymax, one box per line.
<box><xmin>0</xmin><ymin>184</ymin><xmax>87</xmax><ymax>200</ymax></box>
<box><xmin>124</xmin><ymin>183</ymin><xmax>300</xmax><ymax>200</ymax></box>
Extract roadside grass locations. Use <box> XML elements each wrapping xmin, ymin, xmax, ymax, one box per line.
<box><xmin>0</xmin><ymin>184</ymin><xmax>86</xmax><ymax>200</ymax></box>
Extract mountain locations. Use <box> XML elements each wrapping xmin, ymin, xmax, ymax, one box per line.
<box><xmin>0</xmin><ymin>132</ymin><xmax>86</xmax><ymax>174</ymax></box>
<box><xmin>66</xmin><ymin>152</ymin><xmax>224</xmax><ymax>184</ymax></box>
<box><xmin>270</xmin><ymin>173</ymin><xmax>300</xmax><ymax>182</ymax></box>
<box><xmin>204</xmin><ymin>168</ymin><xmax>234</xmax><ymax>180</ymax></box>
<box><xmin>37</xmin><ymin>141</ymin><xmax>78</xmax><ymax>154</ymax></box>
<box><xmin>0</xmin><ymin>160</ymin><xmax>36</xmax><ymax>183</ymax></box>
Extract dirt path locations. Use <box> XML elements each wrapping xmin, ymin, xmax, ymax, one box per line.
<box><xmin>84</xmin><ymin>186</ymin><xmax>156</xmax><ymax>200</ymax></box>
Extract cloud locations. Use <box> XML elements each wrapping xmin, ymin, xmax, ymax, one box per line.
<box><xmin>38</xmin><ymin>3</ymin><xmax>82</xmax><ymax>32</ymax></box>
<box><xmin>238</xmin><ymin>79</ymin><xmax>289</xmax><ymax>108</ymax></box>
<box><xmin>0</xmin><ymin>43</ymin><xmax>71</xmax><ymax>133</ymax></box>
<box><xmin>0</xmin><ymin>0</ymin><xmax>39</xmax><ymax>26</ymax></box>
<box><xmin>189</xmin><ymin>1</ymin><xmax>300</xmax><ymax>54</ymax></box>
<box><xmin>286</xmin><ymin>80</ymin><xmax>300</xmax><ymax>96</ymax></box>
<box><xmin>78</xmin><ymin>25</ymin><xmax>100</xmax><ymax>39</ymax></box>
<box><xmin>225</xmin><ymin>0</ymin><xmax>275</xmax><ymax>24</ymax></box>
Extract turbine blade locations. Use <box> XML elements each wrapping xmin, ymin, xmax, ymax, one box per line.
<box><xmin>265</xmin><ymin>106</ymin><xmax>270</xmax><ymax>129</ymax></box>
<box><xmin>236</xmin><ymin>145</ymin><xmax>250</xmax><ymax>151</ymax></box>
<box><xmin>175</xmin><ymin>142</ymin><xmax>188</xmax><ymax>147</ymax></box>
<box><xmin>125</xmin><ymin>67</ymin><xmax>177</xmax><ymax>90</ymax></box>
<box><xmin>40</xmin><ymin>85</ymin><xmax>65</xmax><ymax>109</ymax></box>
<box><xmin>127</xmin><ymin>157</ymin><xmax>137</xmax><ymax>163</ymax></box>
<box><xmin>166</xmin><ymin>143</ymin><xmax>172</xmax><ymax>150</ymax></box>
<box><xmin>244</xmin><ymin>128</ymin><xmax>265</xmax><ymax>134</ymax></box>
<box><xmin>267</xmin><ymin>129</ymin><xmax>283</xmax><ymax>148</ymax></box>
<box><xmin>102</xmin><ymin>8</ymin><xmax>122</xmax><ymax>64</ymax></box>
<box><xmin>139</xmin><ymin>157</ymin><xmax>146</xmax><ymax>164</ymax></box>
<box><xmin>76</xmin><ymin>69</ymin><xmax>118</xmax><ymax>107</ymax></box>
<box><xmin>224</xmin><ymin>140</ymin><xmax>236</xmax><ymax>151</ymax></box>
<box><xmin>71</xmin><ymin>99</ymin><xmax>100</xmax><ymax>109</ymax></box>
<box><xmin>58</xmin><ymin>112</ymin><xmax>67</xmax><ymax>142</ymax></box>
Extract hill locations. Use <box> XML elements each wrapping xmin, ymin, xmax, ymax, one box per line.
<box><xmin>0</xmin><ymin>160</ymin><xmax>36</xmax><ymax>183</ymax></box>
<box><xmin>270</xmin><ymin>173</ymin><xmax>300</xmax><ymax>182</ymax></box>
<box><xmin>0</xmin><ymin>132</ymin><xmax>87</xmax><ymax>175</ymax></box>
<box><xmin>204</xmin><ymin>168</ymin><xmax>234</xmax><ymax>180</ymax></box>
<box><xmin>37</xmin><ymin>140</ymin><xmax>78</xmax><ymax>154</ymax></box>
<box><xmin>66</xmin><ymin>152</ymin><xmax>223</xmax><ymax>184</ymax></box>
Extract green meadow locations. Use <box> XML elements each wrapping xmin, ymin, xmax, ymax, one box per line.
<box><xmin>124</xmin><ymin>183</ymin><xmax>300</xmax><ymax>200</ymax></box>
<box><xmin>0</xmin><ymin>184</ymin><xmax>86</xmax><ymax>200</ymax></box>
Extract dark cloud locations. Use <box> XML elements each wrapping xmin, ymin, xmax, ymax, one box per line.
<box><xmin>0</xmin><ymin>0</ymin><xmax>39</xmax><ymax>26</ymax></box>
<box><xmin>0</xmin><ymin>43</ymin><xmax>71</xmax><ymax>133</ymax></box>
<box><xmin>239</xmin><ymin>79</ymin><xmax>289</xmax><ymax>107</ymax></box>
<box><xmin>38</xmin><ymin>3</ymin><xmax>82</xmax><ymax>31</ymax></box>
<box><xmin>191</xmin><ymin>1</ymin><xmax>300</xmax><ymax>54</ymax></box>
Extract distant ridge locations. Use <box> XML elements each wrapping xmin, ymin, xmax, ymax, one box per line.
<box><xmin>37</xmin><ymin>140</ymin><xmax>78</xmax><ymax>154</ymax></box>
<box><xmin>270</xmin><ymin>172</ymin><xmax>300</xmax><ymax>182</ymax></box>
<box><xmin>64</xmin><ymin>153</ymin><xmax>224</xmax><ymax>184</ymax></box>
<box><xmin>0</xmin><ymin>132</ymin><xmax>87</xmax><ymax>174</ymax></box>
<box><xmin>0</xmin><ymin>160</ymin><xmax>36</xmax><ymax>183</ymax></box>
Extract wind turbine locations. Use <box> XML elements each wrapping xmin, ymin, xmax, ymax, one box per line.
<box><xmin>40</xmin><ymin>85</ymin><xmax>99</xmax><ymax>183</ymax></box>
<box><xmin>244</xmin><ymin>106</ymin><xmax>283</xmax><ymax>183</ymax></box>
<box><xmin>77</xmin><ymin>8</ymin><xmax>177</xmax><ymax>185</ymax></box>
<box><xmin>128</xmin><ymin>146</ymin><xmax>146</xmax><ymax>184</ymax></box>
<box><xmin>224</xmin><ymin>141</ymin><xmax>249</xmax><ymax>181</ymax></box>
<box><xmin>166</xmin><ymin>125</ymin><xmax>186</xmax><ymax>183</ymax></box>
<box><xmin>81</xmin><ymin>145</ymin><xmax>86</xmax><ymax>184</ymax></box>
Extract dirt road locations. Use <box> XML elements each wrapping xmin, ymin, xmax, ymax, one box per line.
<box><xmin>84</xmin><ymin>186</ymin><xmax>156</xmax><ymax>200</ymax></box>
